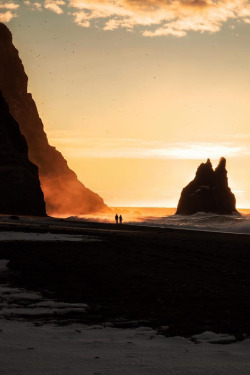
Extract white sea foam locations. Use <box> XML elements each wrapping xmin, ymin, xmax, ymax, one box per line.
<box><xmin>71</xmin><ymin>207</ymin><xmax>250</xmax><ymax>235</ymax></box>
<box><xmin>133</xmin><ymin>212</ymin><xmax>250</xmax><ymax>235</ymax></box>
<box><xmin>127</xmin><ymin>212</ymin><xmax>249</xmax><ymax>233</ymax></box>
<box><xmin>1</xmin><ymin>209</ymin><xmax>248</xmax><ymax>236</ymax></box>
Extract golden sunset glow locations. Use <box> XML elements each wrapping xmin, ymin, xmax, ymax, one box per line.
<box><xmin>2</xmin><ymin>0</ymin><xmax>250</xmax><ymax>208</ymax></box>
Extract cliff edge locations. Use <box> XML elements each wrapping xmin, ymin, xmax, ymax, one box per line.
<box><xmin>0</xmin><ymin>92</ymin><xmax>46</xmax><ymax>215</ymax></box>
<box><xmin>0</xmin><ymin>23</ymin><xmax>107</xmax><ymax>216</ymax></box>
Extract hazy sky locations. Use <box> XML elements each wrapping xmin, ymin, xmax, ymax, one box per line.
<box><xmin>2</xmin><ymin>0</ymin><xmax>250</xmax><ymax>207</ymax></box>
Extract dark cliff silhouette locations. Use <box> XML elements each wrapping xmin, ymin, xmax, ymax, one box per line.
<box><xmin>0</xmin><ymin>23</ymin><xmax>107</xmax><ymax>216</ymax></box>
<box><xmin>0</xmin><ymin>92</ymin><xmax>46</xmax><ymax>215</ymax></box>
<box><xmin>176</xmin><ymin>157</ymin><xmax>237</xmax><ymax>215</ymax></box>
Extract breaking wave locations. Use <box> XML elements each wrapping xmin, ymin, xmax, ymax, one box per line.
<box><xmin>132</xmin><ymin>212</ymin><xmax>250</xmax><ymax>235</ymax></box>
<box><xmin>73</xmin><ymin>207</ymin><xmax>250</xmax><ymax>235</ymax></box>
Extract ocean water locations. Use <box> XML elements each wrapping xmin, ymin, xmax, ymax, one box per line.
<box><xmin>78</xmin><ymin>207</ymin><xmax>250</xmax><ymax>235</ymax></box>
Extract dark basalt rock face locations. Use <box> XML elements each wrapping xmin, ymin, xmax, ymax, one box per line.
<box><xmin>0</xmin><ymin>92</ymin><xmax>46</xmax><ymax>216</ymax></box>
<box><xmin>176</xmin><ymin>157</ymin><xmax>237</xmax><ymax>215</ymax></box>
<box><xmin>0</xmin><ymin>22</ymin><xmax>107</xmax><ymax>216</ymax></box>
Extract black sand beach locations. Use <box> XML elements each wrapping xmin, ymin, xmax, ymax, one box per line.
<box><xmin>0</xmin><ymin>218</ymin><xmax>250</xmax><ymax>338</ymax></box>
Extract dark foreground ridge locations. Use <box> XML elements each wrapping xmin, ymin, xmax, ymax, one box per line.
<box><xmin>176</xmin><ymin>157</ymin><xmax>237</xmax><ymax>215</ymax></box>
<box><xmin>0</xmin><ymin>22</ymin><xmax>107</xmax><ymax>215</ymax></box>
<box><xmin>0</xmin><ymin>218</ymin><xmax>250</xmax><ymax>338</ymax></box>
<box><xmin>0</xmin><ymin>93</ymin><xmax>46</xmax><ymax>215</ymax></box>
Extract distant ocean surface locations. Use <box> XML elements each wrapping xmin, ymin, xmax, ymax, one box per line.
<box><xmin>75</xmin><ymin>207</ymin><xmax>250</xmax><ymax>235</ymax></box>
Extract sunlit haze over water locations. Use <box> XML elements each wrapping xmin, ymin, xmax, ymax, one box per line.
<box><xmin>66</xmin><ymin>207</ymin><xmax>250</xmax><ymax>236</ymax></box>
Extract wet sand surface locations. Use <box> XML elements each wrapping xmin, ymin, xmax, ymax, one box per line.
<box><xmin>0</xmin><ymin>217</ymin><xmax>250</xmax><ymax>337</ymax></box>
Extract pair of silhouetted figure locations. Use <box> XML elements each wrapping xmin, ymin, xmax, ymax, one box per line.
<box><xmin>115</xmin><ymin>214</ymin><xmax>123</xmax><ymax>224</ymax></box>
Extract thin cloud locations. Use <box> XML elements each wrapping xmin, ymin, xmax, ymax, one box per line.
<box><xmin>44</xmin><ymin>0</ymin><xmax>65</xmax><ymax>14</ymax></box>
<box><xmin>68</xmin><ymin>0</ymin><xmax>250</xmax><ymax>36</ymax></box>
<box><xmin>0</xmin><ymin>2</ymin><xmax>18</xmax><ymax>9</ymax></box>
<box><xmin>0</xmin><ymin>10</ymin><xmax>17</xmax><ymax>22</ymax></box>
<box><xmin>23</xmin><ymin>0</ymin><xmax>64</xmax><ymax>14</ymax></box>
<box><xmin>24</xmin><ymin>1</ymin><xmax>42</xmax><ymax>11</ymax></box>
<box><xmin>47</xmin><ymin>136</ymin><xmax>246</xmax><ymax>159</ymax></box>
<box><xmin>0</xmin><ymin>1</ymin><xmax>18</xmax><ymax>21</ymax></box>
<box><xmin>1</xmin><ymin>0</ymin><xmax>250</xmax><ymax>37</ymax></box>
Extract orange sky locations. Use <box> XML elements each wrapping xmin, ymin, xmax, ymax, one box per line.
<box><xmin>3</xmin><ymin>0</ymin><xmax>250</xmax><ymax>207</ymax></box>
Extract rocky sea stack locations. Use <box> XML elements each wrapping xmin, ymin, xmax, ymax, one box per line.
<box><xmin>0</xmin><ymin>22</ymin><xmax>107</xmax><ymax>216</ymax></box>
<box><xmin>0</xmin><ymin>92</ymin><xmax>46</xmax><ymax>216</ymax></box>
<box><xmin>176</xmin><ymin>157</ymin><xmax>237</xmax><ymax>215</ymax></box>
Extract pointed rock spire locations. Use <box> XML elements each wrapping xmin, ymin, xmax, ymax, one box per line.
<box><xmin>176</xmin><ymin>157</ymin><xmax>237</xmax><ymax>215</ymax></box>
<box><xmin>214</xmin><ymin>157</ymin><xmax>228</xmax><ymax>188</ymax></box>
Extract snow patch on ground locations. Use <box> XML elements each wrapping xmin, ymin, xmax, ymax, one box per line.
<box><xmin>1</xmin><ymin>246</ymin><xmax>250</xmax><ymax>373</ymax></box>
<box><xmin>1</xmin><ymin>259</ymin><xmax>250</xmax><ymax>373</ymax></box>
<box><xmin>0</xmin><ymin>284</ymin><xmax>87</xmax><ymax>319</ymax></box>
<box><xmin>1</xmin><ymin>321</ymin><xmax>250</xmax><ymax>375</ymax></box>
<box><xmin>0</xmin><ymin>231</ymin><xmax>100</xmax><ymax>242</ymax></box>
<box><xmin>192</xmin><ymin>331</ymin><xmax>237</xmax><ymax>344</ymax></box>
<box><xmin>0</xmin><ymin>260</ymin><xmax>88</xmax><ymax>320</ymax></box>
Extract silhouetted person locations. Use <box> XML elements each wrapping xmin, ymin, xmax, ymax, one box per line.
<box><xmin>119</xmin><ymin>215</ymin><xmax>123</xmax><ymax>224</ymax></box>
<box><xmin>115</xmin><ymin>214</ymin><xmax>118</xmax><ymax>224</ymax></box>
